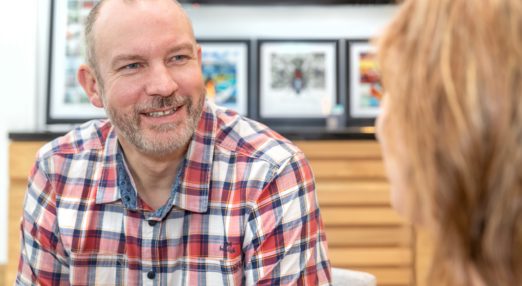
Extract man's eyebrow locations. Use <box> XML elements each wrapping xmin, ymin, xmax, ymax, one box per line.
<box><xmin>167</xmin><ymin>43</ymin><xmax>196</xmax><ymax>54</ymax></box>
<box><xmin>110</xmin><ymin>43</ymin><xmax>196</xmax><ymax>68</ymax></box>
<box><xmin>111</xmin><ymin>54</ymin><xmax>145</xmax><ymax>68</ymax></box>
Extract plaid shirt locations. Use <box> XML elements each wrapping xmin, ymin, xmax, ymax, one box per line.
<box><xmin>17</xmin><ymin>102</ymin><xmax>331</xmax><ymax>286</ymax></box>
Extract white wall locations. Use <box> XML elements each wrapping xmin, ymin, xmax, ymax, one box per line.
<box><xmin>186</xmin><ymin>4</ymin><xmax>395</xmax><ymax>38</ymax></box>
<box><xmin>0</xmin><ymin>1</ymin><xmax>396</xmax><ymax>265</ymax></box>
<box><xmin>1</xmin><ymin>1</ymin><xmax>40</xmax><ymax>264</ymax></box>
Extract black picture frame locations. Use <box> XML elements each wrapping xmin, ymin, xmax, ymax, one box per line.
<box><xmin>257</xmin><ymin>39</ymin><xmax>340</xmax><ymax>127</ymax></box>
<box><xmin>345</xmin><ymin>39</ymin><xmax>382</xmax><ymax>126</ymax></box>
<box><xmin>46</xmin><ymin>0</ymin><xmax>107</xmax><ymax>125</ymax></box>
<box><xmin>198</xmin><ymin>39</ymin><xmax>251</xmax><ymax>117</ymax></box>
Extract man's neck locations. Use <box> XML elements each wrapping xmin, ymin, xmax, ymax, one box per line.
<box><xmin>118</xmin><ymin>139</ymin><xmax>188</xmax><ymax>210</ymax></box>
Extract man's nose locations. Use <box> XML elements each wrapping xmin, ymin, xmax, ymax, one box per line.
<box><xmin>144</xmin><ymin>64</ymin><xmax>178</xmax><ymax>97</ymax></box>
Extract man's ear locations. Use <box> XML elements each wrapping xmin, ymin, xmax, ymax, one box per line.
<box><xmin>196</xmin><ymin>44</ymin><xmax>202</xmax><ymax>66</ymax></box>
<box><xmin>77</xmin><ymin>64</ymin><xmax>104</xmax><ymax>108</ymax></box>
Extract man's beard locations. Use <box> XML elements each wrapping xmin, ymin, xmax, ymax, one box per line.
<box><xmin>104</xmin><ymin>93</ymin><xmax>205</xmax><ymax>157</ymax></box>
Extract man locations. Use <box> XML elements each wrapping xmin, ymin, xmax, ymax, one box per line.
<box><xmin>17</xmin><ymin>0</ymin><xmax>331</xmax><ymax>285</ymax></box>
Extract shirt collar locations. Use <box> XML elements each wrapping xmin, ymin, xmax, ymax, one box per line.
<box><xmin>95</xmin><ymin>102</ymin><xmax>217</xmax><ymax>214</ymax></box>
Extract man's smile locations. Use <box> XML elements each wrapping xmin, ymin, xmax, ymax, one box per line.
<box><xmin>143</xmin><ymin>107</ymin><xmax>178</xmax><ymax>118</ymax></box>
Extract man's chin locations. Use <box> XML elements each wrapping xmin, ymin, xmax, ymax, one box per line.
<box><xmin>137</xmin><ymin>129</ymin><xmax>193</xmax><ymax>155</ymax></box>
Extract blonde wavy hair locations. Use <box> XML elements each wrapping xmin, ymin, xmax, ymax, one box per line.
<box><xmin>377</xmin><ymin>0</ymin><xmax>522</xmax><ymax>285</ymax></box>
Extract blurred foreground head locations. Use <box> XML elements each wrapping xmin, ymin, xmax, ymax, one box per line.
<box><xmin>376</xmin><ymin>0</ymin><xmax>522</xmax><ymax>285</ymax></box>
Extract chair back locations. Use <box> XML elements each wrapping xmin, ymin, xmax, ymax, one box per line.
<box><xmin>331</xmin><ymin>267</ymin><xmax>376</xmax><ymax>286</ymax></box>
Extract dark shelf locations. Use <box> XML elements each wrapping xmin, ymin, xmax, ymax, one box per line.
<box><xmin>9</xmin><ymin>126</ymin><xmax>375</xmax><ymax>142</ymax></box>
<box><xmin>180</xmin><ymin>0</ymin><xmax>394</xmax><ymax>5</ymax></box>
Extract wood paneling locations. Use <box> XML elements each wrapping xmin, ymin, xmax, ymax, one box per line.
<box><xmin>325</xmin><ymin>226</ymin><xmax>412</xmax><ymax>247</ymax></box>
<box><xmin>310</xmin><ymin>160</ymin><xmax>386</xmax><ymax>180</ymax></box>
<box><xmin>295</xmin><ymin>140</ymin><xmax>414</xmax><ymax>286</ymax></box>
<box><xmin>321</xmin><ymin>207</ymin><xmax>406</xmax><ymax>226</ymax></box>
<box><xmin>0</xmin><ymin>264</ymin><xmax>5</xmax><ymax>286</ymax></box>
<box><xmin>316</xmin><ymin>180</ymin><xmax>390</xmax><ymax>205</ymax></box>
<box><xmin>296</xmin><ymin>141</ymin><xmax>382</xmax><ymax>160</ymax></box>
<box><xmin>9</xmin><ymin>141</ymin><xmax>43</xmax><ymax>180</ymax></box>
<box><xmin>329</xmin><ymin>247</ymin><xmax>412</xmax><ymax>267</ymax></box>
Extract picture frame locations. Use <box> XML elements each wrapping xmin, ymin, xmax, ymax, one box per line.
<box><xmin>346</xmin><ymin>39</ymin><xmax>383</xmax><ymax>126</ymax></box>
<box><xmin>198</xmin><ymin>39</ymin><xmax>250</xmax><ymax>116</ymax></box>
<box><xmin>257</xmin><ymin>39</ymin><xmax>339</xmax><ymax>126</ymax></box>
<box><xmin>46</xmin><ymin>0</ymin><xmax>106</xmax><ymax>124</ymax></box>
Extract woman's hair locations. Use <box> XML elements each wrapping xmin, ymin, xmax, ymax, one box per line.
<box><xmin>377</xmin><ymin>0</ymin><xmax>522</xmax><ymax>285</ymax></box>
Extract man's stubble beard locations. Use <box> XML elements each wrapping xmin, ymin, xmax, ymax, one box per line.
<box><xmin>103</xmin><ymin>92</ymin><xmax>205</xmax><ymax>157</ymax></box>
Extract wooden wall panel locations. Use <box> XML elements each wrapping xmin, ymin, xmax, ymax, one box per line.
<box><xmin>9</xmin><ymin>142</ymin><xmax>43</xmax><ymax>180</ymax></box>
<box><xmin>0</xmin><ymin>264</ymin><xmax>5</xmax><ymax>286</ymax></box>
<box><xmin>295</xmin><ymin>140</ymin><xmax>415</xmax><ymax>286</ymax></box>
<box><xmin>321</xmin><ymin>207</ymin><xmax>405</xmax><ymax>226</ymax></box>
<box><xmin>310</xmin><ymin>160</ymin><xmax>386</xmax><ymax>180</ymax></box>
<box><xmin>316</xmin><ymin>180</ymin><xmax>390</xmax><ymax>205</ymax></box>
<box><xmin>325</xmin><ymin>227</ymin><xmax>412</xmax><ymax>247</ymax></box>
<box><xmin>296</xmin><ymin>141</ymin><xmax>382</xmax><ymax>160</ymax></box>
<box><xmin>329</xmin><ymin>247</ymin><xmax>412</xmax><ymax>267</ymax></box>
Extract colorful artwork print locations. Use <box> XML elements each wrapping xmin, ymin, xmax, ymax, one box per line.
<box><xmin>357</xmin><ymin>52</ymin><xmax>383</xmax><ymax>109</ymax></box>
<box><xmin>348</xmin><ymin>41</ymin><xmax>383</xmax><ymax>118</ymax></box>
<box><xmin>259</xmin><ymin>41</ymin><xmax>337</xmax><ymax>119</ymax></box>
<box><xmin>269</xmin><ymin>53</ymin><xmax>326</xmax><ymax>95</ymax></box>
<box><xmin>200</xmin><ymin>42</ymin><xmax>248</xmax><ymax>115</ymax></box>
<box><xmin>202</xmin><ymin>52</ymin><xmax>239</xmax><ymax>107</ymax></box>
<box><xmin>64</xmin><ymin>0</ymin><xmax>96</xmax><ymax>104</ymax></box>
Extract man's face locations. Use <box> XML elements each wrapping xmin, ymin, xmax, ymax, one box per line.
<box><xmin>92</xmin><ymin>0</ymin><xmax>205</xmax><ymax>157</ymax></box>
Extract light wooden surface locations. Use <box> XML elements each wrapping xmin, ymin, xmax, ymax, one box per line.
<box><xmin>295</xmin><ymin>140</ymin><xmax>415</xmax><ymax>286</ymax></box>
<box><xmin>8</xmin><ymin>140</ymin><xmax>430</xmax><ymax>286</ymax></box>
<box><xmin>0</xmin><ymin>264</ymin><xmax>5</xmax><ymax>286</ymax></box>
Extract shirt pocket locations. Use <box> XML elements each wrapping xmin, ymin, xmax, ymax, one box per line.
<box><xmin>69</xmin><ymin>252</ymin><xmax>128</xmax><ymax>286</ymax></box>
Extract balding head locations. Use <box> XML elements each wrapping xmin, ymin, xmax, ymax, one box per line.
<box><xmin>84</xmin><ymin>0</ymin><xmax>194</xmax><ymax>78</ymax></box>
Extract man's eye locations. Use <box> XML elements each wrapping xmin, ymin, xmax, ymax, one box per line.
<box><xmin>171</xmin><ymin>55</ymin><xmax>189</xmax><ymax>62</ymax></box>
<box><xmin>122</xmin><ymin>63</ymin><xmax>141</xmax><ymax>70</ymax></box>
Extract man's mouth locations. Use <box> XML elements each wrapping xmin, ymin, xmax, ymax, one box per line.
<box><xmin>143</xmin><ymin>107</ymin><xmax>178</xmax><ymax>118</ymax></box>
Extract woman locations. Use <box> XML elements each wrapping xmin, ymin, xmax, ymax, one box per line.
<box><xmin>376</xmin><ymin>0</ymin><xmax>522</xmax><ymax>285</ymax></box>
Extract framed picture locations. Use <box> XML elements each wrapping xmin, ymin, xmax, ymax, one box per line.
<box><xmin>47</xmin><ymin>0</ymin><xmax>106</xmax><ymax>124</ymax></box>
<box><xmin>346</xmin><ymin>39</ymin><xmax>383</xmax><ymax>125</ymax></box>
<box><xmin>258</xmin><ymin>39</ymin><xmax>339</xmax><ymax>126</ymax></box>
<box><xmin>198</xmin><ymin>39</ymin><xmax>250</xmax><ymax>116</ymax></box>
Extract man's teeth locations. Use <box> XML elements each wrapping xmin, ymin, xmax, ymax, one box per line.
<box><xmin>146</xmin><ymin>108</ymin><xmax>177</xmax><ymax>118</ymax></box>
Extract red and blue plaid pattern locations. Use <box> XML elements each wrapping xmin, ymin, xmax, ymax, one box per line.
<box><xmin>17</xmin><ymin>102</ymin><xmax>332</xmax><ymax>285</ymax></box>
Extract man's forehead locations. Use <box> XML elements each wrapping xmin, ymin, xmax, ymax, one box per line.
<box><xmin>93</xmin><ymin>0</ymin><xmax>194</xmax><ymax>48</ymax></box>
<box><xmin>96</xmin><ymin>0</ymin><xmax>184</xmax><ymax>22</ymax></box>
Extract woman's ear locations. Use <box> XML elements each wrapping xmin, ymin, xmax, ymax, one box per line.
<box><xmin>77</xmin><ymin>64</ymin><xmax>104</xmax><ymax>108</ymax></box>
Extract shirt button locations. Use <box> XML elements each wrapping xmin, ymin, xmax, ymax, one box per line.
<box><xmin>147</xmin><ymin>270</ymin><xmax>156</xmax><ymax>279</ymax></box>
<box><xmin>148</xmin><ymin>220</ymin><xmax>157</xmax><ymax>226</ymax></box>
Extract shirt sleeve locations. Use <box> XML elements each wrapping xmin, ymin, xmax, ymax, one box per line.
<box><xmin>16</xmin><ymin>158</ymin><xmax>70</xmax><ymax>286</ymax></box>
<box><xmin>242</xmin><ymin>151</ymin><xmax>332</xmax><ymax>286</ymax></box>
